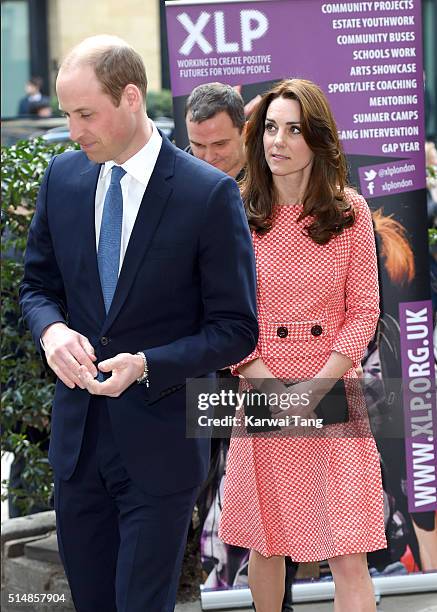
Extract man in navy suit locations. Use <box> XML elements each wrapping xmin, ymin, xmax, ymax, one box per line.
<box><xmin>19</xmin><ymin>35</ymin><xmax>257</xmax><ymax>612</ymax></box>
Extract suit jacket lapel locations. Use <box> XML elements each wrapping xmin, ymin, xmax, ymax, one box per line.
<box><xmin>101</xmin><ymin>136</ymin><xmax>175</xmax><ymax>334</ymax></box>
<box><xmin>77</xmin><ymin>159</ymin><xmax>106</xmax><ymax>318</ymax></box>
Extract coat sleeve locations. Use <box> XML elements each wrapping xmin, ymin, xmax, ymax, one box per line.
<box><xmin>230</xmin><ymin>231</ymin><xmax>261</xmax><ymax>376</ymax></box>
<box><xmin>144</xmin><ymin>175</ymin><xmax>258</xmax><ymax>402</ymax></box>
<box><xmin>230</xmin><ymin>344</ymin><xmax>261</xmax><ymax>376</ymax></box>
<box><xmin>19</xmin><ymin>156</ymin><xmax>68</xmax><ymax>351</ymax></box>
<box><xmin>331</xmin><ymin>193</ymin><xmax>380</xmax><ymax>367</ymax></box>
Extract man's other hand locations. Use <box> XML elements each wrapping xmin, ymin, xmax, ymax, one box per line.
<box><xmin>78</xmin><ymin>353</ymin><xmax>144</xmax><ymax>397</ymax></box>
<box><xmin>42</xmin><ymin>322</ymin><xmax>98</xmax><ymax>389</ymax></box>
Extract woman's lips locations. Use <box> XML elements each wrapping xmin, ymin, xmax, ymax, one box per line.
<box><xmin>272</xmin><ymin>153</ymin><xmax>289</xmax><ymax>160</ymax></box>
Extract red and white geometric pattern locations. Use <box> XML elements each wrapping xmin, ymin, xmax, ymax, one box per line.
<box><xmin>219</xmin><ymin>192</ymin><xmax>387</xmax><ymax>561</ymax></box>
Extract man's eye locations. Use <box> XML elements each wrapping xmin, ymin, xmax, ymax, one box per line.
<box><xmin>81</xmin><ymin>114</ymin><xmax>92</xmax><ymax>119</ymax></box>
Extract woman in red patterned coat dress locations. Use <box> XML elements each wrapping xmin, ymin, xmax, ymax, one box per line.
<box><xmin>218</xmin><ymin>80</ymin><xmax>387</xmax><ymax>612</ymax></box>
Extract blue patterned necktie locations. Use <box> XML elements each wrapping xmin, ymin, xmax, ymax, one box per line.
<box><xmin>97</xmin><ymin>165</ymin><xmax>126</xmax><ymax>313</ymax></box>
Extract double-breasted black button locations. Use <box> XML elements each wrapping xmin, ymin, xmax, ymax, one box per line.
<box><xmin>311</xmin><ymin>325</ymin><xmax>323</xmax><ymax>337</ymax></box>
<box><xmin>100</xmin><ymin>336</ymin><xmax>109</xmax><ymax>346</ymax></box>
<box><xmin>277</xmin><ymin>326</ymin><xmax>288</xmax><ymax>338</ymax></box>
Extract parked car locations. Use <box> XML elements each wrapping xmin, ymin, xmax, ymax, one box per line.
<box><xmin>1</xmin><ymin>117</ymin><xmax>68</xmax><ymax>146</ymax></box>
<box><xmin>1</xmin><ymin>115</ymin><xmax>174</xmax><ymax>146</ymax></box>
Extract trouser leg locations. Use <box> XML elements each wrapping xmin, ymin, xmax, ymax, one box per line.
<box><xmin>54</xmin><ymin>400</ymin><xmax>119</xmax><ymax>611</ymax></box>
<box><xmin>116</xmin><ymin>485</ymin><xmax>199</xmax><ymax>612</ymax></box>
<box><xmin>55</xmin><ymin>398</ymin><xmax>199</xmax><ymax>612</ymax></box>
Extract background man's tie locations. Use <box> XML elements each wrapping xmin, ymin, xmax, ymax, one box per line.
<box><xmin>97</xmin><ymin>165</ymin><xmax>126</xmax><ymax>313</ymax></box>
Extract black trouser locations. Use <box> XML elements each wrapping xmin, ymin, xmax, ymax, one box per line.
<box><xmin>55</xmin><ymin>397</ymin><xmax>198</xmax><ymax>612</ymax></box>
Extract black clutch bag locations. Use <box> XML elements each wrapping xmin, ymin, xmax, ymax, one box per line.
<box><xmin>312</xmin><ymin>379</ymin><xmax>349</xmax><ymax>425</ymax></box>
<box><xmin>244</xmin><ymin>379</ymin><xmax>349</xmax><ymax>433</ymax></box>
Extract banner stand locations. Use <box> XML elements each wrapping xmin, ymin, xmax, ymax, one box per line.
<box><xmin>200</xmin><ymin>573</ymin><xmax>437</xmax><ymax>609</ymax></box>
<box><xmin>166</xmin><ymin>0</ymin><xmax>437</xmax><ymax>605</ymax></box>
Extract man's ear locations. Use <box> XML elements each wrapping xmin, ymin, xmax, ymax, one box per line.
<box><xmin>123</xmin><ymin>84</ymin><xmax>142</xmax><ymax>111</ymax></box>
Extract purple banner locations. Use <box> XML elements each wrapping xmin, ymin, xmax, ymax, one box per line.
<box><xmin>358</xmin><ymin>159</ymin><xmax>419</xmax><ymax>197</ymax></box>
<box><xmin>399</xmin><ymin>300</ymin><xmax>437</xmax><ymax>513</ymax></box>
<box><xmin>166</xmin><ymin>0</ymin><xmax>435</xmax><ymax>590</ymax></box>
<box><xmin>166</xmin><ymin>0</ymin><xmax>426</xmax><ymax>191</ymax></box>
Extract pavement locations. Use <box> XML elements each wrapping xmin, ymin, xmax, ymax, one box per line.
<box><xmin>175</xmin><ymin>592</ymin><xmax>437</xmax><ymax>611</ymax></box>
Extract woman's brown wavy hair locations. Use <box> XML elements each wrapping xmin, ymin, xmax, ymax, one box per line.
<box><xmin>241</xmin><ymin>79</ymin><xmax>355</xmax><ymax>244</ymax></box>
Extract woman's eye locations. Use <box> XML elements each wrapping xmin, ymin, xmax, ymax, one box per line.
<box><xmin>265</xmin><ymin>123</ymin><xmax>276</xmax><ymax>133</ymax></box>
<box><xmin>290</xmin><ymin>125</ymin><xmax>301</xmax><ymax>135</ymax></box>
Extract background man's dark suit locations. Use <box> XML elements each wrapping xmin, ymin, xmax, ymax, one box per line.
<box><xmin>20</xmin><ymin>133</ymin><xmax>258</xmax><ymax>610</ymax></box>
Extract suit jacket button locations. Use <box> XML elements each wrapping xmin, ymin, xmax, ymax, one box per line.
<box><xmin>311</xmin><ymin>325</ymin><xmax>323</xmax><ymax>336</ymax></box>
<box><xmin>277</xmin><ymin>326</ymin><xmax>288</xmax><ymax>338</ymax></box>
<box><xmin>100</xmin><ymin>336</ymin><xmax>109</xmax><ymax>346</ymax></box>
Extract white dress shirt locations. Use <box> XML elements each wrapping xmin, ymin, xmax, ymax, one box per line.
<box><xmin>40</xmin><ymin>122</ymin><xmax>162</xmax><ymax>349</ymax></box>
<box><xmin>95</xmin><ymin>120</ymin><xmax>162</xmax><ymax>272</ymax></box>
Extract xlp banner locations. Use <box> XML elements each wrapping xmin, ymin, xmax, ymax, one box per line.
<box><xmin>166</xmin><ymin>0</ymin><xmax>436</xmax><ymax>597</ymax></box>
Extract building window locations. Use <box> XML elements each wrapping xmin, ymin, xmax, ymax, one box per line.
<box><xmin>1</xmin><ymin>0</ymin><xmax>30</xmax><ymax>117</ymax></box>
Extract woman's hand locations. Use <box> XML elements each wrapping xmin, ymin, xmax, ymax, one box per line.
<box><xmin>273</xmin><ymin>351</ymin><xmax>354</xmax><ymax>425</ymax></box>
<box><xmin>269</xmin><ymin>379</ymin><xmax>321</xmax><ymax>418</ymax></box>
<box><xmin>265</xmin><ymin>380</ymin><xmax>327</xmax><ymax>434</ymax></box>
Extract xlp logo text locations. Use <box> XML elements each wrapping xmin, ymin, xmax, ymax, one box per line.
<box><xmin>177</xmin><ymin>10</ymin><xmax>269</xmax><ymax>55</ymax></box>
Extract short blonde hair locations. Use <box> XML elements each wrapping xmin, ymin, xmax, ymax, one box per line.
<box><xmin>61</xmin><ymin>35</ymin><xmax>147</xmax><ymax>107</ymax></box>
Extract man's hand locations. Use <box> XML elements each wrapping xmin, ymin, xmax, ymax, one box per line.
<box><xmin>42</xmin><ymin>322</ymin><xmax>98</xmax><ymax>389</ymax></box>
<box><xmin>78</xmin><ymin>353</ymin><xmax>144</xmax><ymax>397</ymax></box>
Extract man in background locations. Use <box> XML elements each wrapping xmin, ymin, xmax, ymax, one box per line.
<box><xmin>17</xmin><ymin>76</ymin><xmax>51</xmax><ymax>117</ymax></box>
<box><xmin>185</xmin><ymin>82</ymin><xmax>246</xmax><ymax>180</ymax></box>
